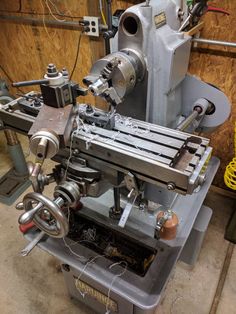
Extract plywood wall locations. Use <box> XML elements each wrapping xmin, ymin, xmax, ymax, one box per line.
<box><xmin>0</xmin><ymin>0</ymin><xmax>140</xmax><ymax>103</ymax></box>
<box><xmin>0</xmin><ymin>0</ymin><xmax>235</xmax><ymax>189</ymax></box>
<box><xmin>188</xmin><ymin>0</ymin><xmax>236</xmax><ymax>188</ymax></box>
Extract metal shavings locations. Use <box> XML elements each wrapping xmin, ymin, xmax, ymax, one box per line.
<box><xmin>114</xmin><ymin>114</ymin><xmax>150</xmax><ymax>135</ymax></box>
<box><xmin>104</xmin><ymin>130</ymin><xmax>120</xmax><ymax>144</ymax></box>
<box><xmin>85</xmin><ymin>134</ymin><xmax>99</xmax><ymax>150</ymax></box>
<box><xmin>82</xmin><ymin>227</ymin><xmax>97</xmax><ymax>242</ymax></box>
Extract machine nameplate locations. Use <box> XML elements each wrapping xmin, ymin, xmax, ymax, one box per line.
<box><xmin>154</xmin><ymin>12</ymin><xmax>166</xmax><ymax>29</ymax></box>
<box><xmin>75</xmin><ymin>278</ymin><xmax>118</xmax><ymax>312</ymax></box>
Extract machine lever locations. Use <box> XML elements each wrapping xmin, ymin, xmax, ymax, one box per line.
<box><xmin>12</xmin><ymin>79</ymin><xmax>50</xmax><ymax>88</ymax></box>
<box><xmin>20</xmin><ymin>230</ymin><xmax>46</xmax><ymax>256</ymax></box>
<box><xmin>18</xmin><ymin>202</ymin><xmax>43</xmax><ymax>225</ymax></box>
<box><xmin>118</xmin><ymin>194</ymin><xmax>137</xmax><ymax>228</ymax></box>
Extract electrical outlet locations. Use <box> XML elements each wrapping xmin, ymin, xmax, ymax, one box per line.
<box><xmin>83</xmin><ymin>16</ymin><xmax>100</xmax><ymax>37</ymax></box>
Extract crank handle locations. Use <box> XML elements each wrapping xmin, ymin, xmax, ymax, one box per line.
<box><xmin>18</xmin><ymin>202</ymin><xmax>43</xmax><ymax>225</ymax></box>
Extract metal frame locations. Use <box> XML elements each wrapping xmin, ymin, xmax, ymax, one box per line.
<box><xmin>25</xmin><ymin>157</ymin><xmax>219</xmax><ymax>314</ymax></box>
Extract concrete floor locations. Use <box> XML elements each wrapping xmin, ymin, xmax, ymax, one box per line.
<box><xmin>0</xmin><ymin>133</ymin><xmax>236</xmax><ymax>314</ymax></box>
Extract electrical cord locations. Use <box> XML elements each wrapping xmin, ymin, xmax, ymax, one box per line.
<box><xmin>99</xmin><ymin>0</ymin><xmax>107</xmax><ymax>25</ymax></box>
<box><xmin>40</xmin><ymin>0</ymin><xmax>57</xmax><ymax>41</ymax></box>
<box><xmin>0</xmin><ymin>10</ymin><xmax>83</xmax><ymax>19</ymax></box>
<box><xmin>0</xmin><ymin>0</ymin><xmax>82</xmax><ymax>19</ymax></box>
<box><xmin>45</xmin><ymin>0</ymin><xmax>66</xmax><ymax>22</ymax></box>
<box><xmin>70</xmin><ymin>31</ymin><xmax>84</xmax><ymax>80</ymax></box>
<box><xmin>18</xmin><ymin>0</ymin><xmax>22</xmax><ymax>12</ymax></box>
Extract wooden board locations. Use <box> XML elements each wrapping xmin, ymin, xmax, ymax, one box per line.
<box><xmin>0</xmin><ymin>0</ymin><xmax>235</xmax><ymax>189</ymax></box>
<box><xmin>189</xmin><ymin>0</ymin><xmax>236</xmax><ymax>189</ymax></box>
<box><xmin>0</xmin><ymin>0</ymin><xmax>94</xmax><ymax>103</ymax></box>
<box><xmin>0</xmin><ymin>0</ymin><xmax>141</xmax><ymax>104</ymax></box>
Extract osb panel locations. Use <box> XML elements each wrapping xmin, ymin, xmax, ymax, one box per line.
<box><xmin>0</xmin><ymin>1</ymin><xmax>141</xmax><ymax>102</ymax></box>
<box><xmin>188</xmin><ymin>0</ymin><xmax>236</xmax><ymax>188</ymax></box>
<box><xmin>0</xmin><ymin>0</ymin><xmax>235</xmax><ymax>189</ymax></box>
<box><xmin>0</xmin><ymin>0</ymin><xmax>94</xmax><ymax>103</ymax></box>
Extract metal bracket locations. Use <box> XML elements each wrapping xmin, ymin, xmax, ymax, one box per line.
<box><xmin>124</xmin><ymin>172</ymin><xmax>139</xmax><ymax>198</ymax></box>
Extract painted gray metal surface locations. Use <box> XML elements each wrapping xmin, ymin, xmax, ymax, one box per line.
<box><xmin>74</xmin><ymin>119</ymin><xmax>211</xmax><ymax>194</ymax></box>
<box><xmin>25</xmin><ymin>157</ymin><xmax>219</xmax><ymax>314</ymax></box>
<box><xmin>1</xmin><ymin>2</ymin><xmax>230</xmax><ymax>313</ymax></box>
<box><xmin>8</xmin><ymin>143</ymin><xmax>28</xmax><ymax>175</ymax></box>
<box><xmin>112</xmin><ymin>1</ymin><xmax>192</xmax><ymax>126</ymax></box>
<box><xmin>181</xmin><ymin>74</ymin><xmax>231</xmax><ymax>131</ymax></box>
<box><xmin>110</xmin><ymin>1</ymin><xmax>231</xmax><ymax>130</ymax></box>
<box><xmin>179</xmin><ymin>205</ymin><xmax>212</xmax><ymax>265</ymax></box>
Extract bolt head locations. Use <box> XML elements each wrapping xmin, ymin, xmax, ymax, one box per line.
<box><xmin>167</xmin><ymin>182</ymin><xmax>176</xmax><ymax>191</ymax></box>
<box><xmin>61</xmin><ymin>67</ymin><xmax>69</xmax><ymax>77</ymax></box>
<box><xmin>73</xmin><ymin>149</ymin><xmax>79</xmax><ymax>155</ymax></box>
<box><xmin>41</xmin><ymin>209</ymin><xmax>51</xmax><ymax>221</ymax></box>
<box><xmin>47</xmin><ymin>64</ymin><xmax>58</xmax><ymax>77</ymax></box>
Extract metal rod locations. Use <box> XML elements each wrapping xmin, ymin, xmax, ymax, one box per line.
<box><xmin>192</xmin><ymin>38</ymin><xmax>236</xmax><ymax>48</ymax></box>
<box><xmin>54</xmin><ymin>197</ymin><xmax>65</xmax><ymax>208</ymax></box>
<box><xmin>176</xmin><ymin>110</ymin><xmax>199</xmax><ymax>131</ymax></box>
<box><xmin>178</xmin><ymin>14</ymin><xmax>191</xmax><ymax>32</ymax></box>
<box><xmin>12</xmin><ymin>79</ymin><xmax>50</xmax><ymax>88</ymax></box>
<box><xmin>113</xmin><ymin>187</ymin><xmax>121</xmax><ymax>213</ymax></box>
<box><xmin>0</xmin><ymin>15</ymin><xmax>82</xmax><ymax>30</ymax></box>
<box><xmin>4</xmin><ymin>129</ymin><xmax>29</xmax><ymax>175</ymax></box>
<box><xmin>105</xmin><ymin>0</ymin><xmax>112</xmax><ymax>54</ymax></box>
<box><xmin>106</xmin><ymin>0</ymin><xmax>113</xmax><ymax>31</ymax></box>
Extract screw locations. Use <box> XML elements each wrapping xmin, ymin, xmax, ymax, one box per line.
<box><xmin>61</xmin><ymin>264</ymin><xmax>70</xmax><ymax>272</ymax></box>
<box><xmin>86</xmin><ymin>104</ymin><xmax>94</xmax><ymax>113</ymax></box>
<box><xmin>139</xmin><ymin>201</ymin><xmax>147</xmax><ymax>211</ymax></box>
<box><xmin>61</xmin><ymin>67</ymin><xmax>69</xmax><ymax>78</ymax></box>
<box><xmin>73</xmin><ymin>149</ymin><xmax>79</xmax><ymax>155</ymax></box>
<box><xmin>167</xmin><ymin>182</ymin><xmax>176</xmax><ymax>191</ymax></box>
<box><xmin>198</xmin><ymin>174</ymin><xmax>206</xmax><ymax>185</ymax></box>
<box><xmin>47</xmin><ymin>63</ymin><xmax>58</xmax><ymax>77</ymax></box>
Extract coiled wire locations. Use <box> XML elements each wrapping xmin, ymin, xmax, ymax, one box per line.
<box><xmin>224</xmin><ymin>123</ymin><xmax>236</xmax><ymax>190</ymax></box>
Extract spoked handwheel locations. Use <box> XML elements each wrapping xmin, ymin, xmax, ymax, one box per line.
<box><xmin>21</xmin><ymin>192</ymin><xmax>69</xmax><ymax>238</ymax></box>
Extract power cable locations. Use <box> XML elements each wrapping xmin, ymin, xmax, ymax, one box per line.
<box><xmin>0</xmin><ymin>11</ymin><xmax>83</xmax><ymax>19</ymax></box>
<box><xmin>70</xmin><ymin>31</ymin><xmax>84</xmax><ymax>80</ymax></box>
<box><xmin>45</xmin><ymin>0</ymin><xmax>66</xmax><ymax>22</ymax></box>
<box><xmin>0</xmin><ymin>0</ymin><xmax>82</xmax><ymax>19</ymax></box>
<box><xmin>18</xmin><ymin>0</ymin><xmax>22</xmax><ymax>12</ymax></box>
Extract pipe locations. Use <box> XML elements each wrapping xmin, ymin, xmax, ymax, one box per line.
<box><xmin>4</xmin><ymin>129</ymin><xmax>29</xmax><ymax>175</ymax></box>
<box><xmin>192</xmin><ymin>38</ymin><xmax>236</xmax><ymax>48</ymax></box>
<box><xmin>113</xmin><ymin>187</ymin><xmax>121</xmax><ymax>213</ymax></box>
<box><xmin>0</xmin><ymin>14</ymin><xmax>83</xmax><ymax>30</ymax></box>
<box><xmin>105</xmin><ymin>0</ymin><xmax>113</xmax><ymax>54</ymax></box>
<box><xmin>106</xmin><ymin>0</ymin><xmax>113</xmax><ymax>31</ymax></box>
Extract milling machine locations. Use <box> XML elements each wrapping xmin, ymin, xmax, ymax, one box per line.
<box><xmin>0</xmin><ymin>1</ymin><xmax>231</xmax><ymax>313</ymax></box>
